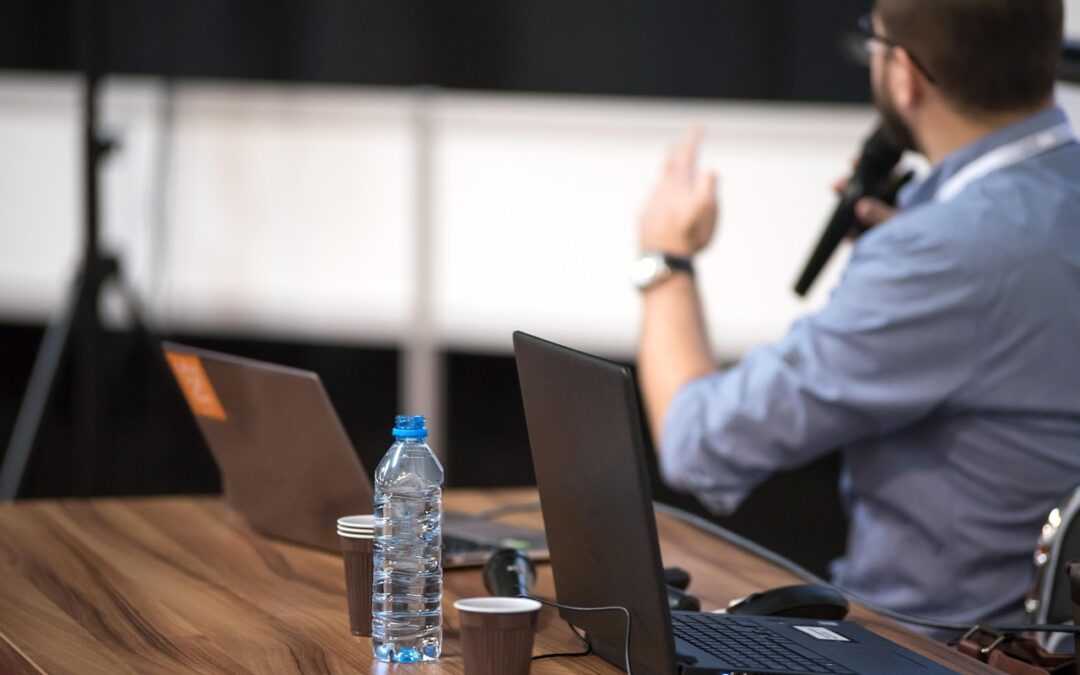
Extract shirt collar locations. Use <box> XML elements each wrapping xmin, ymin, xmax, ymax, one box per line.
<box><xmin>899</xmin><ymin>105</ymin><xmax>1071</xmax><ymax>208</ymax></box>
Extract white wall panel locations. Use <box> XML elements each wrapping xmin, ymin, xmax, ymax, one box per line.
<box><xmin>2</xmin><ymin>72</ymin><xmax>1078</xmax><ymax>359</ymax></box>
<box><xmin>431</xmin><ymin>95</ymin><xmax>873</xmax><ymax>356</ymax></box>
<box><xmin>0</xmin><ymin>75</ymin><xmax>79</xmax><ymax>320</ymax></box>
<box><xmin>101</xmin><ymin>80</ymin><xmax>417</xmax><ymax>343</ymax></box>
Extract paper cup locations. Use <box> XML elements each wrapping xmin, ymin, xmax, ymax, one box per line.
<box><xmin>338</xmin><ymin>529</ymin><xmax>373</xmax><ymax>539</ymax></box>
<box><xmin>337</xmin><ymin>515</ymin><xmax>375</xmax><ymax>529</ymax></box>
<box><xmin>454</xmin><ymin>597</ymin><xmax>541</xmax><ymax>675</ymax></box>
<box><xmin>341</xmin><ymin>534</ymin><xmax>374</xmax><ymax>636</ymax></box>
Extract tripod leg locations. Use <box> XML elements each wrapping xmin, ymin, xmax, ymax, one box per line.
<box><xmin>77</xmin><ymin>260</ymin><xmax>156</xmax><ymax>495</ymax></box>
<box><xmin>0</xmin><ymin>275</ymin><xmax>84</xmax><ymax>501</ymax></box>
<box><xmin>72</xmin><ymin>296</ymin><xmax>100</xmax><ymax>497</ymax></box>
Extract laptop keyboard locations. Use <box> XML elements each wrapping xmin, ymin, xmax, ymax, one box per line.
<box><xmin>672</xmin><ymin>613</ymin><xmax>855</xmax><ymax>674</ymax></box>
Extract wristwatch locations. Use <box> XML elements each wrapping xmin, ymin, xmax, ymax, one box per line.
<box><xmin>631</xmin><ymin>251</ymin><xmax>694</xmax><ymax>291</ymax></box>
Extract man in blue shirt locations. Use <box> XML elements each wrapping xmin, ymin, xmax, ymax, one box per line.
<box><xmin>635</xmin><ymin>0</ymin><xmax>1080</xmax><ymax>630</ymax></box>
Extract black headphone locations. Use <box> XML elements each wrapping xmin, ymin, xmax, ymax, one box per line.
<box><xmin>483</xmin><ymin>548</ymin><xmax>536</xmax><ymax>597</ymax></box>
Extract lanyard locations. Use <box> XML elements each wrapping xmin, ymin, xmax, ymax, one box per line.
<box><xmin>935</xmin><ymin>123</ymin><xmax>1075</xmax><ymax>202</ymax></box>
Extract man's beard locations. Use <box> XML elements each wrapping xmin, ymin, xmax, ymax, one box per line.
<box><xmin>873</xmin><ymin>75</ymin><xmax>918</xmax><ymax>153</ymax></box>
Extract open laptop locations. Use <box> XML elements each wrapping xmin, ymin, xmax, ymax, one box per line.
<box><xmin>162</xmin><ymin>342</ymin><xmax>547</xmax><ymax>567</ymax></box>
<box><xmin>512</xmin><ymin>331</ymin><xmax>955</xmax><ymax>675</ymax></box>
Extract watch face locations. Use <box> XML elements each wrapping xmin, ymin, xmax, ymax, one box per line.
<box><xmin>632</xmin><ymin>253</ymin><xmax>669</xmax><ymax>289</ymax></box>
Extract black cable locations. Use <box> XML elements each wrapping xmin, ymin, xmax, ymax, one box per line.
<box><xmin>652</xmin><ymin>501</ymin><xmax>1080</xmax><ymax>636</ymax></box>
<box><xmin>524</xmin><ymin>594</ymin><xmax>633</xmax><ymax>674</ymax></box>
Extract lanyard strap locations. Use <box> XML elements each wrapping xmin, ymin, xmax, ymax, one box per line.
<box><xmin>935</xmin><ymin>123</ymin><xmax>1076</xmax><ymax>202</ymax></box>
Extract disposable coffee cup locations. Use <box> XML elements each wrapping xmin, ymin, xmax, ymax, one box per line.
<box><xmin>454</xmin><ymin>597</ymin><xmax>542</xmax><ymax>675</ymax></box>
<box><xmin>337</xmin><ymin>527</ymin><xmax>373</xmax><ymax>537</ymax></box>
<box><xmin>338</xmin><ymin>533</ymin><xmax>373</xmax><ymax>540</ymax></box>
<box><xmin>340</xmin><ymin>532</ymin><xmax>375</xmax><ymax>636</ymax></box>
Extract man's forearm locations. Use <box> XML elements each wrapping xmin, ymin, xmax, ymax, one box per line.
<box><xmin>638</xmin><ymin>274</ymin><xmax>714</xmax><ymax>446</ymax></box>
<box><xmin>635</xmin><ymin>127</ymin><xmax>718</xmax><ymax>445</ymax></box>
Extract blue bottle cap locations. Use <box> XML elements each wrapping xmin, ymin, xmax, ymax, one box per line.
<box><xmin>392</xmin><ymin>415</ymin><xmax>428</xmax><ymax>439</ymax></box>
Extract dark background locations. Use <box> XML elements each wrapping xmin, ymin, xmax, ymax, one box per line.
<box><xmin>0</xmin><ymin>0</ymin><xmax>870</xmax><ymax>576</ymax></box>
<box><xmin>0</xmin><ymin>0</ymin><xmax>872</xmax><ymax>101</ymax></box>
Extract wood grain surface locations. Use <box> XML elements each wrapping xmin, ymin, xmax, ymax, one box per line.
<box><xmin>0</xmin><ymin>489</ymin><xmax>998</xmax><ymax>674</ymax></box>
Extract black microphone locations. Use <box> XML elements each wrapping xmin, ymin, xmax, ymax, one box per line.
<box><xmin>483</xmin><ymin>548</ymin><xmax>536</xmax><ymax>597</ymax></box>
<box><xmin>1062</xmin><ymin>40</ymin><xmax>1080</xmax><ymax>85</ymax></box>
<box><xmin>793</xmin><ymin>124</ymin><xmax>904</xmax><ymax>296</ymax></box>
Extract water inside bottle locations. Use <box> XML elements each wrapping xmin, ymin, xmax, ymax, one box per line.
<box><xmin>372</xmin><ymin>486</ymin><xmax>443</xmax><ymax>663</ymax></box>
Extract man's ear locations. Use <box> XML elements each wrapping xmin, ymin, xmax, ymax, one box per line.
<box><xmin>888</xmin><ymin>47</ymin><xmax>923</xmax><ymax>111</ymax></box>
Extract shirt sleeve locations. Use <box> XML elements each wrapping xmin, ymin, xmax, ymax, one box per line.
<box><xmin>658</xmin><ymin>217</ymin><xmax>983</xmax><ymax>514</ymax></box>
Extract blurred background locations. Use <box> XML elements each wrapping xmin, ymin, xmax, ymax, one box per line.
<box><xmin>1</xmin><ymin>0</ymin><xmax>1079</xmax><ymax>577</ymax></box>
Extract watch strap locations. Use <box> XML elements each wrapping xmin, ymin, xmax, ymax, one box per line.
<box><xmin>663</xmin><ymin>254</ymin><xmax>694</xmax><ymax>276</ymax></box>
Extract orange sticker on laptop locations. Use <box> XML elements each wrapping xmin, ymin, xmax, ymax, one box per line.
<box><xmin>165</xmin><ymin>352</ymin><xmax>227</xmax><ymax>421</ymax></box>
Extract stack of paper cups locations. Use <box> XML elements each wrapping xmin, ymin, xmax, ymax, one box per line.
<box><xmin>338</xmin><ymin>515</ymin><xmax>375</xmax><ymax>538</ymax></box>
<box><xmin>338</xmin><ymin>515</ymin><xmax>375</xmax><ymax>636</ymax></box>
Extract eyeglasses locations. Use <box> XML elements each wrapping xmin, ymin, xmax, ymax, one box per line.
<box><xmin>855</xmin><ymin>13</ymin><xmax>936</xmax><ymax>84</ymax></box>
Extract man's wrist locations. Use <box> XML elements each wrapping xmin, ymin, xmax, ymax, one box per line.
<box><xmin>638</xmin><ymin>237</ymin><xmax>696</xmax><ymax>258</ymax></box>
<box><xmin>632</xmin><ymin>251</ymin><xmax>695</xmax><ymax>292</ymax></box>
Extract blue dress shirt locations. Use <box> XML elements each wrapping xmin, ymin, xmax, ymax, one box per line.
<box><xmin>660</xmin><ymin>106</ymin><xmax>1080</xmax><ymax>631</ymax></box>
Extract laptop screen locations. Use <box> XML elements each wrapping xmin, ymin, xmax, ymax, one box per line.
<box><xmin>162</xmin><ymin>342</ymin><xmax>373</xmax><ymax>551</ymax></box>
<box><xmin>513</xmin><ymin>331</ymin><xmax>678</xmax><ymax>675</ymax></box>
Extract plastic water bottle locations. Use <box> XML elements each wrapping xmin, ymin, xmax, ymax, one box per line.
<box><xmin>372</xmin><ymin>415</ymin><xmax>444</xmax><ymax>663</ymax></box>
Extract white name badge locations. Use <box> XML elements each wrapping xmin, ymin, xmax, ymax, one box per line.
<box><xmin>794</xmin><ymin>625</ymin><xmax>851</xmax><ymax>642</ymax></box>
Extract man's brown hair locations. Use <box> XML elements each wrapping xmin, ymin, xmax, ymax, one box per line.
<box><xmin>876</xmin><ymin>0</ymin><xmax>1063</xmax><ymax>115</ymax></box>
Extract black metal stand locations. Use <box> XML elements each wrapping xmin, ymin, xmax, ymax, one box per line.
<box><xmin>0</xmin><ymin>0</ymin><xmax>151</xmax><ymax>500</ymax></box>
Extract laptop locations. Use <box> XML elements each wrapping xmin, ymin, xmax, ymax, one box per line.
<box><xmin>162</xmin><ymin>342</ymin><xmax>547</xmax><ymax>568</ymax></box>
<box><xmin>512</xmin><ymin>331</ymin><xmax>956</xmax><ymax>675</ymax></box>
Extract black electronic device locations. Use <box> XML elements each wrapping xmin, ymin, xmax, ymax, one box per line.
<box><xmin>483</xmin><ymin>548</ymin><xmax>537</xmax><ymax>598</ymax></box>
<box><xmin>793</xmin><ymin>124</ymin><xmax>904</xmax><ymax>297</ymax></box>
<box><xmin>664</xmin><ymin>566</ymin><xmax>692</xmax><ymax>591</ymax></box>
<box><xmin>667</xmin><ymin>585</ymin><xmax>702</xmax><ymax>612</ymax></box>
<box><xmin>513</xmin><ymin>330</ymin><xmax>957</xmax><ymax>674</ymax></box>
<box><xmin>725</xmin><ymin>584</ymin><xmax>850</xmax><ymax>621</ymax></box>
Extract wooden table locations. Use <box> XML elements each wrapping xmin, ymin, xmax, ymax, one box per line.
<box><xmin>0</xmin><ymin>489</ymin><xmax>996</xmax><ymax>674</ymax></box>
